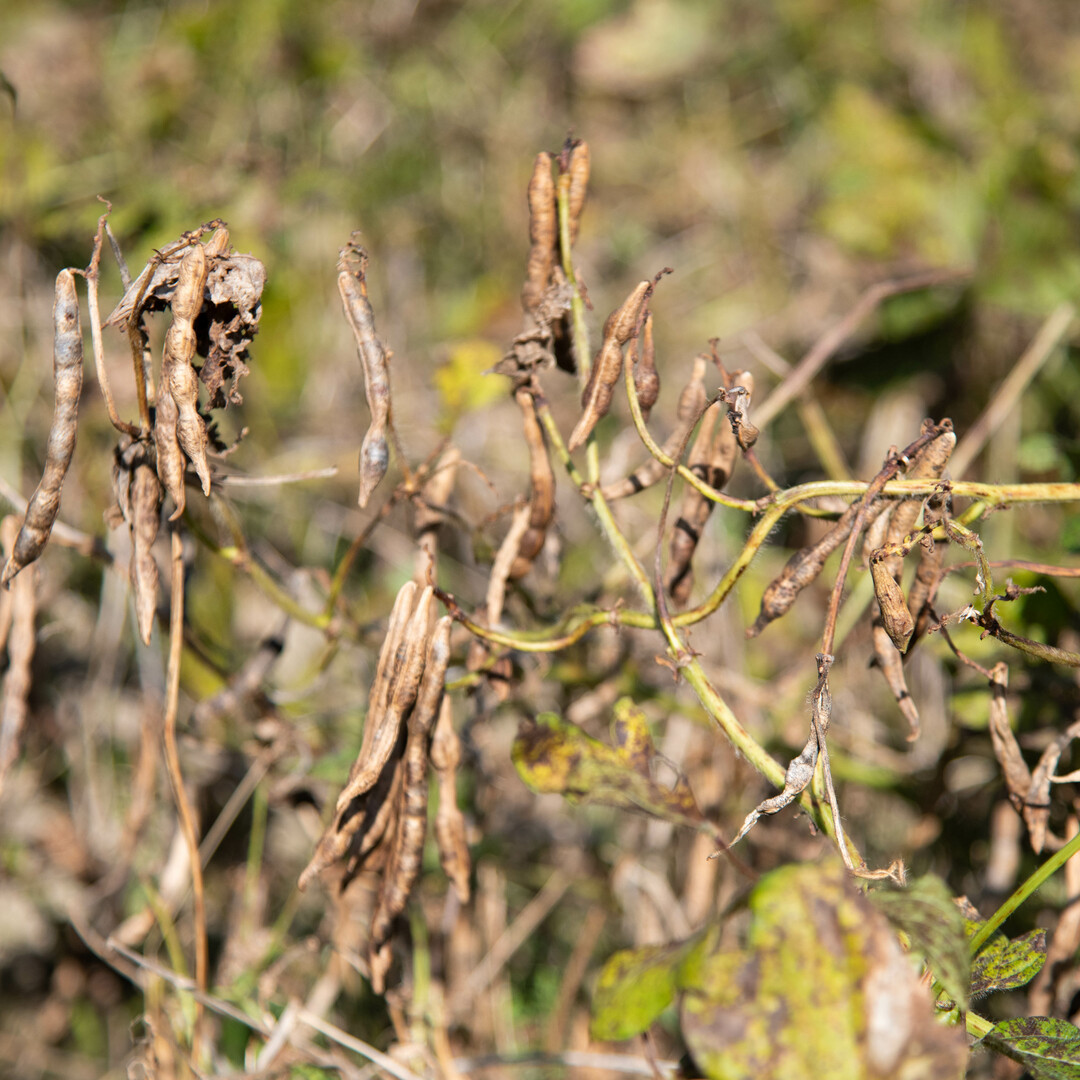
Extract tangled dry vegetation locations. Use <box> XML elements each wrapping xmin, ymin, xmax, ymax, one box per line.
<box><xmin>3</xmin><ymin>141</ymin><xmax>1080</xmax><ymax>1079</ymax></box>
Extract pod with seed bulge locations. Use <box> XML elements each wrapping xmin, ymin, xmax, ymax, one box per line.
<box><xmin>3</xmin><ymin>270</ymin><xmax>84</xmax><ymax>587</ymax></box>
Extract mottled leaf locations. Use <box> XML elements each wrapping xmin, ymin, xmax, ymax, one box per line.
<box><xmin>983</xmin><ymin>1016</ymin><xmax>1080</xmax><ymax>1079</ymax></box>
<box><xmin>970</xmin><ymin>926</ymin><xmax>1047</xmax><ymax>999</ymax></box>
<box><xmin>870</xmin><ymin>874</ymin><xmax>970</xmax><ymax>1010</ymax></box>
<box><xmin>678</xmin><ymin>860</ymin><xmax>967</xmax><ymax>1080</ymax></box>
<box><xmin>512</xmin><ymin>703</ymin><xmax>706</xmax><ymax>832</ymax></box>
<box><xmin>590</xmin><ymin>933</ymin><xmax>705</xmax><ymax>1041</ymax></box>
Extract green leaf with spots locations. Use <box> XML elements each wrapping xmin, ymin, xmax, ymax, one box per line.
<box><xmin>590</xmin><ymin>932</ymin><xmax>707</xmax><ymax>1041</ymax></box>
<box><xmin>869</xmin><ymin>874</ymin><xmax>970</xmax><ymax>1010</ymax></box>
<box><xmin>970</xmin><ymin>926</ymin><xmax>1047</xmax><ymax>999</ymax></box>
<box><xmin>983</xmin><ymin>1017</ymin><xmax>1080</xmax><ymax>1079</ymax></box>
<box><xmin>512</xmin><ymin>700</ymin><xmax>707</xmax><ymax>832</ymax></box>
<box><xmin>678</xmin><ymin>860</ymin><xmax>968</xmax><ymax>1080</ymax></box>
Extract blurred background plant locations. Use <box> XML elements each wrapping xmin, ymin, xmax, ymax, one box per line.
<box><xmin>1</xmin><ymin>1</ymin><xmax>1080</xmax><ymax>1078</ymax></box>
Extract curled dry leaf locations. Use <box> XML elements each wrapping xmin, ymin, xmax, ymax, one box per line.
<box><xmin>602</xmin><ymin>354</ymin><xmax>708</xmax><ymax>501</ymax></box>
<box><xmin>508</xmin><ymin>386</ymin><xmax>555</xmax><ymax>580</ymax></box>
<box><xmin>431</xmin><ymin>695</ymin><xmax>470</xmax><ymax>904</ymax></box>
<box><xmin>568</xmin><ymin>280</ymin><xmax>652</xmax><ymax>451</ymax></box>
<box><xmin>337</xmin><ymin>243</ymin><xmax>392</xmax><ymax>508</ymax></box>
<box><xmin>0</xmin><ymin>516</ymin><xmax>38</xmax><ymax>792</ymax></box>
<box><xmin>3</xmin><ymin>269</ymin><xmax>83</xmax><ymax>587</ymax></box>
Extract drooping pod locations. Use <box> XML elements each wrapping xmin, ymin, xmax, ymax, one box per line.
<box><xmin>602</xmin><ymin>354</ymin><xmax>707</xmax><ymax>501</ymax></box>
<box><xmin>337</xmin><ymin>243</ymin><xmax>393</xmax><ymax>508</ymax></box>
<box><xmin>0</xmin><ymin>516</ymin><xmax>37</xmax><ymax>791</ymax></box>
<box><xmin>161</xmin><ymin>243</ymin><xmax>212</xmax><ymax>498</ymax></box>
<box><xmin>568</xmin><ymin>280</ymin><xmax>652</xmax><ymax>451</ymax></box>
<box><xmin>870</xmin><ymin>555</ymin><xmax>915</xmax><ymax>653</ymax></box>
<box><xmin>508</xmin><ymin>387</ymin><xmax>555</xmax><ymax>580</ymax></box>
<box><xmin>131</xmin><ymin>459</ymin><xmax>164</xmax><ymax>646</ymax></box>
<box><xmin>564</xmin><ymin>140</ymin><xmax>590</xmax><ymax>250</ymax></box>
<box><xmin>521</xmin><ymin>152</ymin><xmax>558</xmax><ymax>317</ymax></box>
<box><xmin>3</xmin><ymin>270</ymin><xmax>84</xmax><ymax>587</ymax></box>
<box><xmin>631</xmin><ymin>311</ymin><xmax>659</xmax><ymax>421</ymax></box>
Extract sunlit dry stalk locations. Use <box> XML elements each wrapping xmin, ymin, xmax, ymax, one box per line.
<box><xmin>568</xmin><ymin>280</ymin><xmax>652</xmax><ymax>451</ymax></box>
<box><xmin>431</xmin><ymin>695</ymin><xmax>470</xmax><ymax>904</ymax></box>
<box><xmin>509</xmin><ymin>386</ymin><xmax>555</xmax><ymax>580</ymax></box>
<box><xmin>369</xmin><ymin>616</ymin><xmax>452</xmax><ymax>991</ymax></box>
<box><xmin>414</xmin><ymin>447</ymin><xmax>460</xmax><ymax>582</ymax></box>
<box><xmin>338</xmin><ymin>242</ymin><xmax>393</xmax><ymax>507</ymax></box>
<box><xmin>602</xmin><ymin>354</ymin><xmax>708</xmax><ymax>501</ymax></box>
<box><xmin>0</xmin><ymin>517</ymin><xmax>37</xmax><ymax>792</ymax></box>
<box><xmin>3</xmin><ymin>270</ymin><xmax>84</xmax><ymax>587</ymax></box>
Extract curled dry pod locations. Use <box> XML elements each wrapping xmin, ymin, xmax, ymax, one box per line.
<box><xmin>631</xmin><ymin>311</ymin><xmax>659</xmax><ymax>421</ymax></box>
<box><xmin>368</xmin><ymin>616</ymin><xmax>452</xmax><ymax>991</ymax></box>
<box><xmin>872</xmin><ymin>622</ymin><xmax>920</xmax><ymax>740</ymax></box>
<box><xmin>568</xmin><ymin>280</ymin><xmax>651</xmax><ymax>451</ymax></box>
<box><xmin>509</xmin><ymin>387</ymin><xmax>555</xmax><ymax>580</ymax></box>
<box><xmin>337</xmin><ymin>245</ymin><xmax>392</xmax><ymax>508</ymax></box>
<box><xmin>870</xmin><ymin>555</ymin><xmax>914</xmax><ymax>653</ymax></box>
<box><xmin>3</xmin><ymin>270</ymin><xmax>84</xmax><ymax>587</ymax></box>
<box><xmin>162</xmin><ymin>243</ymin><xmax>212</xmax><ymax>496</ymax></box>
<box><xmin>601</xmin><ymin>353</ymin><xmax>707</xmax><ymax>501</ymax></box>
<box><xmin>724</xmin><ymin>374</ymin><xmax>759</xmax><ymax>451</ymax></box>
<box><xmin>131</xmin><ymin>459</ymin><xmax>163</xmax><ymax>646</ymax></box>
<box><xmin>431</xmin><ymin>695</ymin><xmax>470</xmax><ymax>904</ymax></box>
<box><xmin>521</xmin><ymin>152</ymin><xmax>558</xmax><ymax>316</ymax></box>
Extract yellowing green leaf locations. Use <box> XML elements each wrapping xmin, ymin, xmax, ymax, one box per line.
<box><xmin>512</xmin><ymin>703</ymin><xmax>707</xmax><ymax>833</ymax></box>
<box><xmin>983</xmin><ymin>1017</ymin><xmax>1080</xmax><ymax>1079</ymax></box>
<box><xmin>434</xmin><ymin>339</ymin><xmax>505</xmax><ymax>430</ymax></box>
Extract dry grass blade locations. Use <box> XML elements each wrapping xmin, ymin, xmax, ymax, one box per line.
<box><xmin>337</xmin><ymin>242</ymin><xmax>393</xmax><ymax>508</ymax></box>
<box><xmin>3</xmin><ymin>269</ymin><xmax>84</xmax><ymax>587</ymax></box>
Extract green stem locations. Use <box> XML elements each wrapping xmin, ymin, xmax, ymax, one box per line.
<box><xmin>969</xmin><ymin>828</ymin><xmax>1080</xmax><ymax>956</ymax></box>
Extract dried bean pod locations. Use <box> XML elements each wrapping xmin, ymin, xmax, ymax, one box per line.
<box><xmin>631</xmin><ymin>311</ymin><xmax>659</xmax><ymax>421</ymax></box>
<box><xmin>3</xmin><ymin>270</ymin><xmax>83</xmax><ymax>587</ymax></box>
<box><xmin>601</xmin><ymin>354</ymin><xmax>707</xmax><ymax>501</ymax></box>
<box><xmin>748</xmin><ymin>497</ymin><xmax>891</xmax><ymax>637</ymax></box>
<box><xmin>415</xmin><ymin>446</ymin><xmax>460</xmax><ymax>580</ymax></box>
<box><xmin>338</xmin><ymin>246</ymin><xmax>392</xmax><ymax>508</ymax></box>
<box><xmin>509</xmin><ymin>387</ymin><xmax>555</xmax><ymax>580</ymax></box>
<box><xmin>565</xmin><ymin>140</ymin><xmax>590</xmax><ymax>248</ymax></box>
<box><xmin>368</xmin><ymin>617</ymin><xmax>452</xmax><ymax>990</ymax></box>
<box><xmin>131</xmin><ymin>460</ymin><xmax>163</xmax><ymax>646</ymax></box>
<box><xmin>153</xmin><ymin>388</ymin><xmax>187</xmax><ymax>517</ymax></box>
<box><xmin>568</xmin><ymin>280</ymin><xmax>651</xmax><ymax>451</ymax></box>
<box><xmin>0</xmin><ymin>517</ymin><xmax>37</xmax><ymax>789</ymax></box>
<box><xmin>522</xmin><ymin>152</ymin><xmax>558</xmax><ymax>316</ymax></box>
<box><xmin>431</xmin><ymin>695</ymin><xmax>470</xmax><ymax>903</ymax></box>
<box><xmin>870</xmin><ymin>555</ymin><xmax>914</xmax><ymax>653</ymax></box>
<box><xmin>299</xmin><ymin>582</ymin><xmax>419</xmax><ymax>889</ymax></box>
<box><xmin>162</xmin><ymin>243</ymin><xmax>212</xmax><ymax>496</ymax></box>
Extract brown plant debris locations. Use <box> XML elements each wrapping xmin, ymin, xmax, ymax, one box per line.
<box><xmin>3</xmin><ymin>269</ymin><xmax>84</xmax><ymax>587</ymax></box>
<box><xmin>337</xmin><ymin>241</ymin><xmax>393</xmax><ymax>508</ymax></box>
